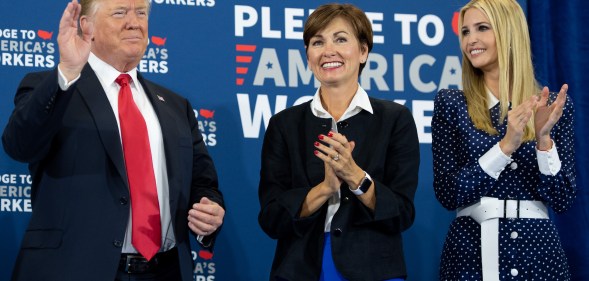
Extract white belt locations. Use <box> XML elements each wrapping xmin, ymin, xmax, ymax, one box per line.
<box><xmin>457</xmin><ymin>197</ymin><xmax>549</xmax><ymax>281</ymax></box>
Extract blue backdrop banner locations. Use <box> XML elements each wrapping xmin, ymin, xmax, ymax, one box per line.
<box><xmin>3</xmin><ymin>1</ymin><xmax>586</xmax><ymax>281</ymax></box>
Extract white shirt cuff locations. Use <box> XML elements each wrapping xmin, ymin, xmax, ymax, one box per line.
<box><xmin>536</xmin><ymin>141</ymin><xmax>561</xmax><ymax>175</ymax></box>
<box><xmin>57</xmin><ymin>66</ymin><xmax>81</xmax><ymax>91</ymax></box>
<box><xmin>479</xmin><ymin>142</ymin><xmax>512</xmax><ymax>180</ymax></box>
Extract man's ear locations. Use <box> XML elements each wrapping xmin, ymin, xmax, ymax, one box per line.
<box><xmin>80</xmin><ymin>15</ymin><xmax>88</xmax><ymax>31</ymax></box>
<box><xmin>79</xmin><ymin>15</ymin><xmax>94</xmax><ymax>41</ymax></box>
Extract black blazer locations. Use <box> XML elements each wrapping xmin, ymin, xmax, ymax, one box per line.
<box><xmin>3</xmin><ymin>65</ymin><xmax>224</xmax><ymax>281</ymax></box>
<box><xmin>258</xmin><ymin>97</ymin><xmax>420</xmax><ymax>281</ymax></box>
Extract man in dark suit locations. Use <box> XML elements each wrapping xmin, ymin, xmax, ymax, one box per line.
<box><xmin>2</xmin><ymin>0</ymin><xmax>225</xmax><ymax>280</ymax></box>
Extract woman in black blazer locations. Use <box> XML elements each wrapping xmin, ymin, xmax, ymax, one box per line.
<box><xmin>258</xmin><ymin>3</ymin><xmax>420</xmax><ymax>281</ymax></box>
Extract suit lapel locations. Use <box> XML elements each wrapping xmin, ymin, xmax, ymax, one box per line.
<box><xmin>303</xmin><ymin>107</ymin><xmax>332</xmax><ymax>186</ymax></box>
<box><xmin>137</xmin><ymin>74</ymin><xmax>180</xmax><ymax>207</ymax></box>
<box><xmin>76</xmin><ymin>64</ymin><xmax>128</xmax><ymax>183</ymax></box>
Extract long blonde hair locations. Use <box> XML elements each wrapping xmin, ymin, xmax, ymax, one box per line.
<box><xmin>459</xmin><ymin>0</ymin><xmax>539</xmax><ymax>141</ymax></box>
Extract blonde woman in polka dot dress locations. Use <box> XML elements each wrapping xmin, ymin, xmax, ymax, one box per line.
<box><xmin>432</xmin><ymin>0</ymin><xmax>576</xmax><ymax>280</ymax></box>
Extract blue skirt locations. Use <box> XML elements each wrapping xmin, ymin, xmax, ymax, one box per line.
<box><xmin>320</xmin><ymin>233</ymin><xmax>405</xmax><ymax>281</ymax></box>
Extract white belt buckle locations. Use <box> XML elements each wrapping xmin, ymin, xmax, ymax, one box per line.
<box><xmin>505</xmin><ymin>199</ymin><xmax>519</xmax><ymax>218</ymax></box>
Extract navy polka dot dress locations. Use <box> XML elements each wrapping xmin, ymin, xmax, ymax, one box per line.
<box><xmin>432</xmin><ymin>89</ymin><xmax>576</xmax><ymax>280</ymax></box>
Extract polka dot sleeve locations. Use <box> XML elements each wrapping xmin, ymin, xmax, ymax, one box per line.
<box><xmin>432</xmin><ymin>89</ymin><xmax>497</xmax><ymax>210</ymax></box>
<box><xmin>534</xmin><ymin>93</ymin><xmax>577</xmax><ymax>213</ymax></box>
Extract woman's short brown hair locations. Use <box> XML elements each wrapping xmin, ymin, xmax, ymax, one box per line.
<box><xmin>303</xmin><ymin>3</ymin><xmax>373</xmax><ymax>75</ymax></box>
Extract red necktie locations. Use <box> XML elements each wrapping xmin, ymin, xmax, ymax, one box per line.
<box><xmin>116</xmin><ymin>74</ymin><xmax>161</xmax><ymax>260</ymax></box>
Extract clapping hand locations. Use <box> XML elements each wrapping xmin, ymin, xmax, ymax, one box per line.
<box><xmin>534</xmin><ymin>84</ymin><xmax>567</xmax><ymax>150</ymax></box>
<box><xmin>314</xmin><ymin>131</ymin><xmax>363</xmax><ymax>189</ymax></box>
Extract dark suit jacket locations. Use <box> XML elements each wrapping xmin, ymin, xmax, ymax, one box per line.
<box><xmin>2</xmin><ymin>65</ymin><xmax>224</xmax><ymax>281</ymax></box>
<box><xmin>258</xmin><ymin>98</ymin><xmax>420</xmax><ymax>281</ymax></box>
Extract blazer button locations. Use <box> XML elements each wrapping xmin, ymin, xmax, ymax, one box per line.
<box><xmin>113</xmin><ymin>240</ymin><xmax>123</xmax><ymax>248</ymax></box>
<box><xmin>337</xmin><ymin>121</ymin><xmax>349</xmax><ymax>128</ymax></box>
<box><xmin>119</xmin><ymin>197</ymin><xmax>128</xmax><ymax>205</ymax></box>
<box><xmin>332</xmin><ymin>228</ymin><xmax>342</xmax><ymax>237</ymax></box>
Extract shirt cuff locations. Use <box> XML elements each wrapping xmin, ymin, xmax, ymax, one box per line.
<box><xmin>57</xmin><ymin>66</ymin><xmax>81</xmax><ymax>91</ymax></box>
<box><xmin>479</xmin><ymin>142</ymin><xmax>512</xmax><ymax>180</ymax></box>
<box><xmin>536</xmin><ymin>141</ymin><xmax>561</xmax><ymax>175</ymax></box>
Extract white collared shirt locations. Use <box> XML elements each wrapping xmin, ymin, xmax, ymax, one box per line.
<box><xmin>479</xmin><ymin>90</ymin><xmax>562</xmax><ymax>179</ymax></box>
<box><xmin>58</xmin><ymin>54</ymin><xmax>175</xmax><ymax>253</ymax></box>
<box><xmin>309</xmin><ymin>84</ymin><xmax>373</xmax><ymax>232</ymax></box>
